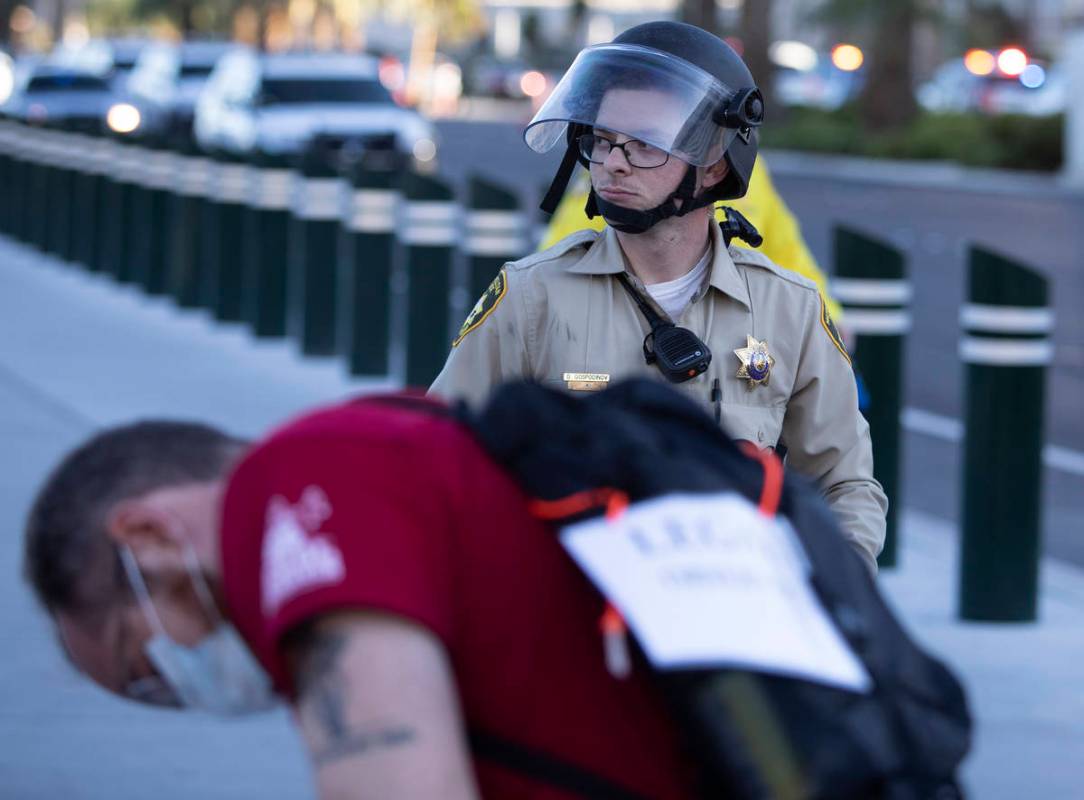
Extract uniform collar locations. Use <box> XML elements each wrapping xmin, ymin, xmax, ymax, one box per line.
<box><xmin>567</xmin><ymin>223</ymin><xmax>751</xmax><ymax>310</ymax></box>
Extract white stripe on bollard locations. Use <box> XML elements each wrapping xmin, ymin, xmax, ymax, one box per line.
<box><xmin>406</xmin><ymin>201</ymin><xmax>458</xmax><ymax>224</ymax></box>
<box><xmin>348</xmin><ymin>189</ymin><xmax>398</xmax><ymax>232</ymax></box>
<box><xmin>840</xmin><ymin>309</ymin><xmax>912</xmax><ymax>335</ymax></box>
<box><xmin>401</xmin><ymin>201</ymin><xmax>458</xmax><ymax>246</ymax></box>
<box><xmin>294</xmin><ymin>177</ymin><xmax>343</xmax><ymax>220</ymax></box>
<box><xmin>960</xmin><ymin>304</ymin><xmax>1055</xmax><ymax>334</ymax></box>
<box><xmin>958</xmin><ymin>336</ymin><xmax>1054</xmax><ymax>365</ymax></box>
<box><xmin>217</xmin><ymin>163</ymin><xmax>252</xmax><ymax>204</ymax></box>
<box><xmin>831</xmin><ymin>278</ymin><xmax>912</xmax><ymax>305</ymax></box>
<box><xmin>466</xmin><ymin>210</ymin><xmax>526</xmax><ymax>233</ymax></box>
<box><xmin>465</xmin><ymin>234</ymin><xmax>528</xmax><ymax>256</ymax></box>
<box><xmin>178</xmin><ymin>157</ymin><xmax>213</xmax><ymax>197</ymax></box>
<box><xmin>254</xmin><ymin>168</ymin><xmax>295</xmax><ymax>210</ymax></box>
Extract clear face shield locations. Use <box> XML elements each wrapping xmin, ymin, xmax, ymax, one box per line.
<box><xmin>525</xmin><ymin>44</ymin><xmax>741</xmax><ymax>168</ymax></box>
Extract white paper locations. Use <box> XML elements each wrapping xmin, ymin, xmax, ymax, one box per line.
<box><xmin>560</xmin><ymin>492</ymin><xmax>872</xmax><ymax>693</ymax></box>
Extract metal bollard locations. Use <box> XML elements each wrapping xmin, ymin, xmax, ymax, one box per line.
<box><xmin>208</xmin><ymin>152</ymin><xmax>252</xmax><ymax>321</ymax></box>
<box><xmin>128</xmin><ymin>138</ymin><xmax>172</xmax><ymax>294</ymax></box>
<box><xmin>27</xmin><ymin>128</ymin><xmax>53</xmax><ymax>252</ymax></box>
<box><xmin>242</xmin><ymin>150</ymin><xmax>294</xmax><ymax>338</ymax></box>
<box><xmin>399</xmin><ymin>171</ymin><xmax>458</xmax><ymax>388</ymax></box>
<box><xmin>832</xmin><ymin>227</ymin><xmax>911</xmax><ymax>568</ymax></box>
<box><xmin>465</xmin><ymin>176</ymin><xmax>528</xmax><ymax>301</ymax></box>
<box><xmin>958</xmin><ymin>247</ymin><xmax>1053</xmax><ymax>622</ymax></box>
<box><xmin>45</xmin><ymin>124</ymin><xmax>75</xmax><ymax>261</ymax></box>
<box><xmin>83</xmin><ymin>133</ymin><xmax>116</xmax><ymax>273</ymax></box>
<box><xmin>338</xmin><ymin>145</ymin><xmax>402</xmax><ymax>375</ymax></box>
<box><xmin>287</xmin><ymin>139</ymin><xmax>345</xmax><ymax>355</ymax></box>
<box><xmin>16</xmin><ymin>124</ymin><xmax>43</xmax><ymax>245</ymax></box>
<box><xmin>166</xmin><ymin>142</ymin><xmax>211</xmax><ymax>307</ymax></box>
<box><xmin>120</xmin><ymin>139</ymin><xmax>155</xmax><ymax>284</ymax></box>
<box><xmin>69</xmin><ymin>128</ymin><xmax>100</xmax><ymax>268</ymax></box>
<box><xmin>0</xmin><ymin>121</ymin><xmax>17</xmax><ymax>238</ymax></box>
<box><xmin>100</xmin><ymin>136</ymin><xmax>141</xmax><ymax>282</ymax></box>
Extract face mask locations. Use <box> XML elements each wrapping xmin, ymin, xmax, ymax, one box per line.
<box><xmin>119</xmin><ymin>543</ymin><xmax>278</xmax><ymax>716</ymax></box>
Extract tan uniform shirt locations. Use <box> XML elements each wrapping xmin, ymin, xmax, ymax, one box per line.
<box><xmin>431</xmin><ymin>224</ymin><xmax>887</xmax><ymax>572</ymax></box>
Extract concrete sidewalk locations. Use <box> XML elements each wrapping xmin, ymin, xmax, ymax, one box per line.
<box><xmin>2</xmin><ymin>236</ymin><xmax>1081</xmax><ymax>798</ymax></box>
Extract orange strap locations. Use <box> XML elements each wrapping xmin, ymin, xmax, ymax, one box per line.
<box><xmin>738</xmin><ymin>441</ymin><xmax>784</xmax><ymax>517</ymax></box>
<box><xmin>527</xmin><ymin>488</ymin><xmax>629</xmax><ymax>521</ymax></box>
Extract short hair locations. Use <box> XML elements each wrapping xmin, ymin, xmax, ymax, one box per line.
<box><xmin>24</xmin><ymin>421</ymin><xmax>246</xmax><ymax>621</ymax></box>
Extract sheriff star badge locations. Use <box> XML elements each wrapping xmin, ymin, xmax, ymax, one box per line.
<box><xmin>734</xmin><ymin>335</ymin><xmax>775</xmax><ymax>388</ymax></box>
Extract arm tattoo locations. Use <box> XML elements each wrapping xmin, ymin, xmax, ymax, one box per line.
<box><xmin>294</xmin><ymin>627</ymin><xmax>416</xmax><ymax>767</ymax></box>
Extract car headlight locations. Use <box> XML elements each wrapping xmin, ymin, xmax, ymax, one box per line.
<box><xmin>107</xmin><ymin>103</ymin><xmax>141</xmax><ymax>134</ymax></box>
<box><xmin>412</xmin><ymin>137</ymin><xmax>437</xmax><ymax>163</ymax></box>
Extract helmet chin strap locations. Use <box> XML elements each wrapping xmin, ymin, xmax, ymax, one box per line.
<box><xmin>586</xmin><ymin>165</ymin><xmax>714</xmax><ymax>235</ymax></box>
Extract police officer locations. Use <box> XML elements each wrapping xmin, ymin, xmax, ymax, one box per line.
<box><xmin>430</xmin><ymin>21</ymin><xmax>886</xmax><ymax>571</ymax></box>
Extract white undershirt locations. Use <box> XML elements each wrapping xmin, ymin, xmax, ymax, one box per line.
<box><xmin>643</xmin><ymin>246</ymin><xmax>712</xmax><ymax>321</ymax></box>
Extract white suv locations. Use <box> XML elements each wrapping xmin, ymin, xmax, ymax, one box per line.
<box><xmin>194</xmin><ymin>48</ymin><xmax>438</xmax><ymax>165</ymax></box>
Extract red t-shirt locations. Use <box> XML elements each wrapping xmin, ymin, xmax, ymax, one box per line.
<box><xmin>220</xmin><ymin>395</ymin><xmax>699</xmax><ymax>799</ymax></box>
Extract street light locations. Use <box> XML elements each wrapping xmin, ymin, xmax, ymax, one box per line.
<box><xmin>997</xmin><ymin>47</ymin><xmax>1028</xmax><ymax>77</ymax></box>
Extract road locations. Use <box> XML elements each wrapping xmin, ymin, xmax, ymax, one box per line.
<box><xmin>435</xmin><ymin>120</ymin><xmax>1084</xmax><ymax>566</ymax></box>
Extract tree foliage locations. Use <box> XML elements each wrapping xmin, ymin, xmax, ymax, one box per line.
<box><xmin>813</xmin><ymin>0</ymin><xmax>941</xmax><ymax>131</ymax></box>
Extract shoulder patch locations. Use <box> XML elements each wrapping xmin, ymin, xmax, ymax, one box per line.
<box><xmin>820</xmin><ymin>296</ymin><xmax>851</xmax><ymax>364</ymax></box>
<box><xmin>453</xmin><ymin>268</ymin><xmax>508</xmax><ymax>347</ymax></box>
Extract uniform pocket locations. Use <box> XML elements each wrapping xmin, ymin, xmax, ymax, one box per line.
<box><xmin>719</xmin><ymin>403</ymin><xmax>785</xmax><ymax>448</ymax></box>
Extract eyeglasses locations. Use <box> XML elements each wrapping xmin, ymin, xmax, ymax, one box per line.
<box><xmin>577</xmin><ymin>133</ymin><xmax>671</xmax><ymax>169</ymax></box>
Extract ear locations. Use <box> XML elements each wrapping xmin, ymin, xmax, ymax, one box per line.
<box><xmin>701</xmin><ymin>157</ymin><xmax>730</xmax><ymax>190</ymax></box>
<box><xmin>105</xmin><ymin>499</ymin><xmax>188</xmax><ymax>586</ymax></box>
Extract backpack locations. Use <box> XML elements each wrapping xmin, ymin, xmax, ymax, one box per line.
<box><xmin>456</xmin><ymin>377</ymin><xmax>971</xmax><ymax>800</ymax></box>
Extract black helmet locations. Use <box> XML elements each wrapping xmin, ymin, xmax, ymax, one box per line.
<box><xmin>612</xmin><ymin>21</ymin><xmax>762</xmax><ymax>200</ymax></box>
<box><xmin>530</xmin><ymin>20</ymin><xmax>763</xmax><ymax>222</ymax></box>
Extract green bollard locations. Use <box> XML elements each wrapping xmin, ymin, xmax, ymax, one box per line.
<box><xmin>65</xmin><ymin>128</ymin><xmax>95</xmax><ymax>266</ymax></box>
<box><xmin>16</xmin><ymin>125</ymin><xmax>41</xmax><ymax>245</ymax></box>
<box><xmin>121</xmin><ymin>139</ymin><xmax>154</xmax><ymax>285</ymax></box>
<box><xmin>197</xmin><ymin>151</ymin><xmax>226</xmax><ymax>311</ymax></box>
<box><xmin>338</xmin><ymin>146</ymin><xmax>402</xmax><ymax>375</ymax></box>
<box><xmin>242</xmin><ymin>150</ymin><xmax>295</xmax><ymax>337</ymax></box>
<box><xmin>465</xmin><ymin>175</ymin><xmax>528</xmax><ymax>300</ymax></box>
<box><xmin>101</xmin><ymin>137</ymin><xmax>140</xmax><ymax>282</ymax></box>
<box><xmin>400</xmin><ymin>171</ymin><xmax>458</xmax><ymax>388</ymax></box>
<box><xmin>207</xmin><ymin>152</ymin><xmax>251</xmax><ymax>321</ymax></box>
<box><xmin>166</xmin><ymin>142</ymin><xmax>211</xmax><ymax>307</ymax></box>
<box><xmin>28</xmin><ymin>130</ymin><xmax>52</xmax><ymax>252</ymax></box>
<box><xmin>0</xmin><ymin>121</ymin><xmax>16</xmax><ymax>237</ymax></box>
<box><xmin>287</xmin><ymin>140</ymin><xmax>345</xmax><ymax>355</ymax></box>
<box><xmin>126</xmin><ymin>139</ymin><xmax>174</xmax><ymax>294</ymax></box>
<box><xmin>86</xmin><ymin>135</ymin><xmax>118</xmax><ymax>274</ymax></box>
<box><xmin>45</xmin><ymin>126</ymin><xmax>75</xmax><ymax>260</ymax></box>
<box><xmin>958</xmin><ymin>247</ymin><xmax>1052</xmax><ymax>622</ymax></box>
<box><xmin>832</xmin><ymin>227</ymin><xmax>911</xmax><ymax>569</ymax></box>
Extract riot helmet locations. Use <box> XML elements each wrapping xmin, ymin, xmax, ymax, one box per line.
<box><xmin>529</xmin><ymin>21</ymin><xmax>763</xmax><ymax>234</ymax></box>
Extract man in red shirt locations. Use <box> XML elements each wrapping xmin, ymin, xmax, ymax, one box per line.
<box><xmin>24</xmin><ymin>394</ymin><xmax>699</xmax><ymax>799</ymax></box>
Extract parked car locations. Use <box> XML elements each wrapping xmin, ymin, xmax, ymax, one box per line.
<box><xmin>774</xmin><ymin>59</ymin><xmax>865</xmax><ymax>110</ymax></box>
<box><xmin>917</xmin><ymin>58</ymin><xmax>1065</xmax><ymax>116</ymax></box>
<box><xmin>51</xmin><ymin>37</ymin><xmax>153</xmax><ymax>91</ymax></box>
<box><xmin>0</xmin><ymin>62</ymin><xmax>114</xmax><ymax>130</ymax></box>
<box><xmin>194</xmin><ymin>49</ymin><xmax>438</xmax><ymax>167</ymax></box>
<box><xmin>109</xmin><ymin>40</ymin><xmax>233</xmax><ymax>142</ymax></box>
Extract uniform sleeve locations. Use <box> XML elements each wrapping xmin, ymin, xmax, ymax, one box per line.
<box><xmin>429</xmin><ymin>266</ymin><xmax>533</xmax><ymax>407</ymax></box>
<box><xmin>779</xmin><ymin>292</ymin><xmax>888</xmax><ymax>574</ymax></box>
<box><xmin>232</xmin><ymin>432</ymin><xmax>458</xmax><ymax>695</ymax></box>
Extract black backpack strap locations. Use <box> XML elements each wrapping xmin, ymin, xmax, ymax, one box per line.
<box><xmin>469</xmin><ymin>730</ymin><xmax>651</xmax><ymax>800</ymax></box>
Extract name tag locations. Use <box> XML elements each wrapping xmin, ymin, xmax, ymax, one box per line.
<box><xmin>563</xmin><ymin>372</ymin><xmax>610</xmax><ymax>392</ymax></box>
<box><xmin>560</xmin><ymin>492</ymin><xmax>872</xmax><ymax>692</ymax></box>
